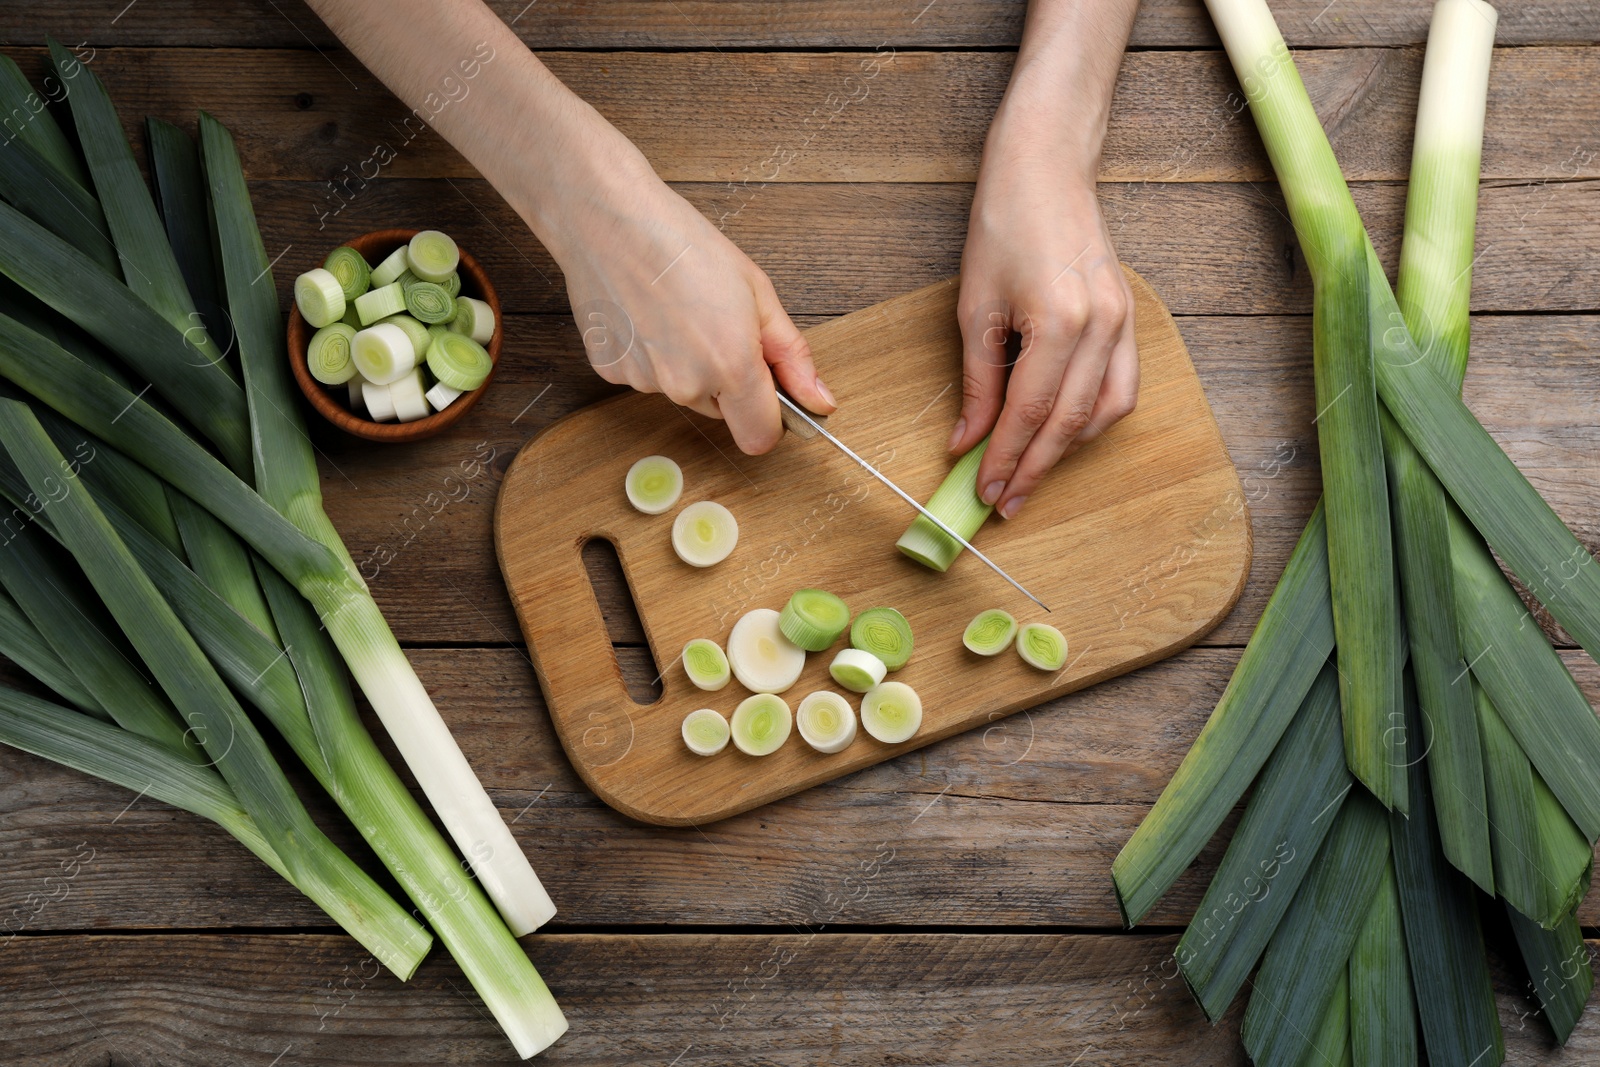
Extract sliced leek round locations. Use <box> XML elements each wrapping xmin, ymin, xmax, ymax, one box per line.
<box><xmin>389</xmin><ymin>368</ymin><xmax>431</xmax><ymax>423</ymax></box>
<box><xmin>405</xmin><ymin>281</ymin><xmax>457</xmax><ymax>325</ymax></box>
<box><xmin>778</xmin><ymin>588</ymin><xmax>850</xmax><ymax>651</ymax></box>
<box><xmin>426</xmin><ymin>331</ymin><xmax>492</xmax><ymax>392</ymax></box>
<box><xmin>672</xmin><ymin>500</ymin><xmax>738</xmax><ymax>567</ymax></box>
<box><xmin>625</xmin><ymin>455</ymin><xmax>683</xmax><ymax>515</ymax></box>
<box><xmin>322</xmin><ymin>245</ymin><xmax>371</xmax><ymax>300</ymax></box>
<box><xmin>352</xmin><ymin>322</ymin><xmax>416</xmax><ymax>385</ymax></box>
<box><xmin>828</xmin><ymin>647</ymin><xmax>886</xmax><ymax>694</ymax></box>
<box><xmin>354</xmin><ymin>280</ymin><xmax>407</xmax><ymax>326</ymax></box>
<box><xmin>369</xmin><ymin>245</ymin><xmax>411</xmax><ymax>288</ymax></box>
<box><xmin>294</xmin><ymin>267</ymin><xmax>345</xmax><ymax>328</ymax></box>
<box><xmin>963</xmin><ymin>609</ymin><xmax>1017</xmax><ymax>656</ymax></box>
<box><xmin>425</xmin><ymin>380</ymin><xmax>462</xmax><ymax>412</ymax></box>
<box><xmin>730</xmin><ymin>693</ymin><xmax>792</xmax><ymax>756</ymax></box>
<box><xmin>1017</xmin><ymin>622</ymin><xmax>1068</xmax><ymax>671</ymax></box>
<box><xmin>860</xmin><ymin>681</ymin><xmax>922</xmax><ymax>744</ymax></box>
<box><xmin>727</xmin><ymin>607</ymin><xmax>805</xmax><ymax>694</ymax></box>
<box><xmin>362</xmin><ymin>379</ymin><xmax>397</xmax><ymax>422</ymax></box>
<box><xmin>681</xmin><ymin>708</ymin><xmax>730</xmax><ymax>757</ymax></box>
<box><xmin>306</xmin><ymin>322</ymin><xmax>358</xmax><ymax>385</ymax></box>
<box><xmin>379</xmin><ymin>313</ymin><xmax>432</xmax><ymax>361</ymax></box>
<box><xmin>850</xmin><ymin>607</ymin><xmax>913</xmax><ymax>671</ymax></box>
<box><xmin>681</xmin><ymin>638</ymin><xmax>731</xmax><ymax>692</ymax></box>
<box><xmin>796</xmin><ymin>691</ymin><xmax>856</xmax><ymax>754</ymax></box>
<box><xmin>450</xmin><ymin>295</ymin><xmax>496</xmax><ymax>344</ymax></box>
<box><xmin>408</xmin><ymin>229</ymin><xmax>460</xmax><ymax>283</ymax></box>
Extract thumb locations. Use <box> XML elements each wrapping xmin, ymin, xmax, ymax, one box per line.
<box><xmin>754</xmin><ymin>276</ymin><xmax>836</xmax><ymax>415</ymax></box>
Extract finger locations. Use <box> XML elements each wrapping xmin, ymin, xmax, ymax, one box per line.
<box><xmin>1072</xmin><ymin>303</ymin><xmax>1139</xmax><ymax>447</ymax></box>
<box><xmin>950</xmin><ymin>293</ymin><xmax>1010</xmax><ymax>454</ymax></box>
<box><xmin>755</xmin><ymin>276</ymin><xmax>835</xmax><ymax>414</ymax></box>
<box><xmin>994</xmin><ymin>333</ymin><xmax>1117</xmax><ymax>519</ymax></box>
<box><xmin>716</xmin><ymin>354</ymin><xmax>784</xmax><ymax>455</ymax></box>
<box><xmin>974</xmin><ymin>301</ymin><xmax>1085</xmax><ymax>501</ymax></box>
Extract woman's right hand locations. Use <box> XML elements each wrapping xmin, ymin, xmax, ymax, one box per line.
<box><xmin>546</xmin><ymin>164</ymin><xmax>835</xmax><ymax>455</ymax></box>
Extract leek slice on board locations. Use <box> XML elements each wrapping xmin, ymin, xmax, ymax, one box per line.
<box><xmin>778</xmin><ymin>588</ymin><xmax>851</xmax><ymax>651</ymax></box>
<box><xmin>681</xmin><ymin>638</ymin><xmax>731</xmax><ymax>691</ymax></box>
<box><xmin>624</xmin><ymin>455</ymin><xmax>682</xmax><ymax>515</ymax></box>
<box><xmin>1015</xmin><ymin>622</ymin><xmax>1067</xmax><ymax>671</ymax></box>
<box><xmin>796</xmin><ymin>691</ymin><xmax>856</xmax><ymax>754</ymax></box>
<box><xmin>962</xmin><ymin>609</ymin><xmax>1016</xmax><ymax>655</ymax></box>
<box><xmin>731</xmin><ymin>693</ymin><xmax>792</xmax><ymax>756</ymax></box>
<box><xmin>727</xmin><ymin>607</ymin><xmax>805</xmax><ymax>694</ymax></box>
<box><xmin>860</xmin><ymin>681</ymin><xmax>922</xmax><ymax>744</ymax></box>
<box><xmin>829</xmin><ymin>648</ymin><xmax>886</xmax><ymax>693</ymax></box>
<box><xmin>850</xmin><ymin>607</ymin><xmax>913</xmax><ymax>671</ymax></box>
<box><xmin>672</xmin><ymin>500</ymin><xmax>738</xmax><ymax>567</ymax></box>
<box><xmin>682</xmin><ymin>707</ymin><xmax>730</xmax><ymax>756</ymax></box>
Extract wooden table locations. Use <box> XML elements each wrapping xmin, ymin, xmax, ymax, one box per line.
<box><xmin>3</xmin><ymin>2</ymin><xmax>1599</xmax><ymax>1062</ymax></box>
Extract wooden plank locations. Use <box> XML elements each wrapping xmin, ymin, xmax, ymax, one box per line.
<box><xmin>302</xmin><ymin>313</ymin><xmax>1600</xmax><ymax>647</ymax></box>
<box><xmin>7</xmin><ymin>0</ymin><xmax>1597</xmax><ymax>48</ymax></box>
<box><xmin>0</xmin><ymin>932</ymin><xmax>1594</xmax><ymax>1064</ymax></box>
<box><xmin>4</xmin><ymin>647</ymin><xmax>1599</xmax><ymax>931</ymax></box>
<box><xmin>6</xmin><ymin>47</ymin><xmax>1597</xmax><ymax>184</ymax></box>
<box><xmin>498</xmin><ymin>273</ymin><xmax>1248</xmax><ymax>825</ymax></box>
<box><xmin>241</xmin><ymin>178</ymin><xmax>1600</xmax><ymax>319</ymax></box>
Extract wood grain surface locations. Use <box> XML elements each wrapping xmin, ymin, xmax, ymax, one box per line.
<box><xmin>1</xmin><ymin>7</ymin><xmax>1597</xmax><ymax>1062</ymax></box>
<box><xmin>497</xmin><ymin>272</ymin><xmax>1249</xmax><ymax>824</ymax></box>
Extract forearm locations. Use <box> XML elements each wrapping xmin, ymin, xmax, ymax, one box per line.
<box><xmin>303</xmin><ymin>0</ymin><xmax>653</xmax><ymax>256</ymax></box>
<box><xmin>987</xmin><ymin>0</ymin><xmax>1141</xmax><ymax>180</ymax></box>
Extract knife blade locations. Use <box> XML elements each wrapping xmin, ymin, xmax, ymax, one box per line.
<box><xmin>777</xmin><ymin>393</ymin><xmax>1051</xmax><ymax>612</ymax></box>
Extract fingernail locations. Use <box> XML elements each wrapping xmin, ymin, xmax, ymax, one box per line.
<box><xmin>981</xmin><ymin>480</ymin><xmax>1004</xmax><ymax>506</ymax></box>
<box><xmin>1000</xmin><ymin>495</ymin><xmax>1027</xmax><ymax>520</ymax></box>
<box><xmin>815</xmin><ymin>376</ymin><xmax>837</xmax><ymax>408</ymax></box>
<box><xmin>947</xmin><ymin>418</ymin><xmax>967</xmax><ymax>452</ymax></box>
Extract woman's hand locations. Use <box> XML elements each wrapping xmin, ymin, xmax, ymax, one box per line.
<box><xmin>950</xmin><ymin>0</ymin><xmax>1142</xmax><ymax>520</ymax></box>
<box><xmin>549</xmin><ymin>166</ymin><xmax>835</xmax><ymax>455</ymax></box>
<box><xmin>951</xmin><ymin>153</ymin><xmax>1138</xmax><ymax>520</ymax></box>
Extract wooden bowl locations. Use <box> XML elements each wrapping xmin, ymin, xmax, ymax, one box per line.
<box><xmin>288</xmin><ymin>228</ymin><xmax>502</xmax><ymax>442</ymax></box>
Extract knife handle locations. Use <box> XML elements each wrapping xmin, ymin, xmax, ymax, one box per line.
<box><xmin>776</xmin><ymin>387</ymin><xmax>829</xmax><ymax>440</ymax></box>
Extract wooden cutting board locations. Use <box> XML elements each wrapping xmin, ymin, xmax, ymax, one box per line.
<box><xmin>496</xmin><ymin>270</ymin><xmax>1250</xmax><ymax>826</ymax></box>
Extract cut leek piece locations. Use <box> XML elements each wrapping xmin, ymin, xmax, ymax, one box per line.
<box><xmin>850</xmin><ymin>607</ymin><xmax>912</xmax><ymax>671</ymax></box>
<box><xmin>362</xmin><ymin>380</ymin><xmax>397</xmax><ymax>422</ymax></box>
<box><xmin>962</xmin><ymin>609</ymin><xmax>1016</xmax><ymax>655</ymax></box>
<box><xmin>624</xmin><ymin>455</ymin><xmax>682</xmax><ymax>515</ymax></box>
<box><xmin>682</xmin><ymin>707</ymin><xmax>730</xmax><ymax>756</ymax></box>
<box><xmin>352</xmin><ymin>322</ymin><xmax>417</xmax><ymax>385</ymax></box>
<box><xmin>440</xmin><ymin>271</ymin><xmax>462</xmax><ymax>298</ymax></box>
<box><xmin>1016</xmin><ymin>622</ymin><xmax>1067</xmax><ymax>671</ymax></box>
<box><xmin>796</xmin><ymin>691</ymin><xmax>856</xmax><ymax>754</ymax></box>
<box><xmin>322</xmin><ymin>245</ymin><xmax>370</xmax><ymax>301</ymax></box>
<box><xmin>672</xmin><ymin>500</ymin><xmax>738</xmax><ymax>568</ymax></box>
<box><xmin>425</xmin><ymin>381</ymin><xmax>462</xmax><ymax>412</ymax></box>
<box><xmin>389</xmin><ymin>368</ymin><xmax>430</xmax><ymax>423</ymax></box>
<box><xmin>450</xmin><ymin>295</ymin><xmax>496</xmax><ymax>344</ymax></box>
<box><xmin>408</xmin><ymin>229</ymin><xmax>460</xmax><ymax>282</ymax></box>
<box><xmin>379</xmin><ymin>313</ymin><xmax>432</xmax><ymax>361</ymax></box>
<box><xmin>778</xmin><ymin>588</ymin><xmax>850</xmax><ymax>651</ymax></box>
<box><xmin>731</xmin><ymin>693</ymin><xmax>791</xmax><ymax>756</ymax></box>
<box><xmin>681</xmin><ymin>638</ymin><xmax>731</xmax><ymax>692</ymax></box>
<box><xmin>829</xmin><ymin>647</ymin><xmax>886</xmax><ymax>694</ymax></box>
<box><xmin>353</xmin><ymin>280</ymin><xmax>406</xmax><ymax>326</ymax></box>
<box><xmin>896</xmin><ymin>436</ymin><xmax>993</xmax><ymax>571</ymax></box>
<box><xmin>426</xmin><ymin>330</ymin><xmax>492</xmax><ymax>392</ymax></box>
<box><xmin>293</xmin><ymin>267</ymin><xmax>345</xmax><ymax>329</ymax></box>
<box><xmin>369</xmin><ymin>245</ymin><xmax>410</xmax><ymax>287</ymax></box>
<box><xmin>306</xmin><ymin>323</ymin><xmax>357</xmax><ymax>385</ymax></box>
<box><xmin>860</xmin><ymin>681</ymin><xmax>922</xmax><ymax>744</ymax></box>
<box><xmin>726</xmin><ymin>608</ymin><xmax>804</xmax><ymax>694</ymax></box>
<box><xmin>405</xmin><ymin>280</ymin><xmax>457</xmax><ymax>325</ymax></box>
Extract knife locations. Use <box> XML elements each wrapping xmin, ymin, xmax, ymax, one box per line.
<box><xmin>777</xmin><ymin>393</ymin><xmax>1051</xmax><ymax>612</ymax></box>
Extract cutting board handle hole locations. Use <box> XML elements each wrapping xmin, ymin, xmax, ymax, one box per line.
<box><xmin>580</xmin><ymin>537</ymin><xmax>663</xmax><ymax>705</ymax></box>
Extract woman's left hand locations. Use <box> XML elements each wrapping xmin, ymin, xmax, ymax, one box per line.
<box><xmin>951</xmin><ymin>144</ymin><xmax>1139</xmax><ymax>521</ymax></box>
